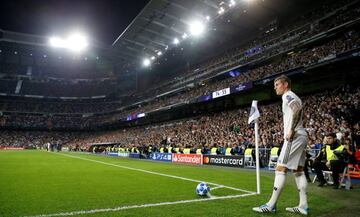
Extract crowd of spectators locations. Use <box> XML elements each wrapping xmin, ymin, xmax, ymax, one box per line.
<box><xmin>0</xmin><ymin>130</ymin><xmax>89</xmax><ymax>151</ymax></box>
<box><xmin>109</xmin><ymin>29</ymin><xmax>360</xmax><ymax>118</ymax></box>
<box><xmin>76</xmin><ymin>86</ymin><xmax>359</xmax><ymax>151</ymax></box>
<box><xmin>0</xmin><ymin>115</ymin><xmax>86</xmax><ymax>129</ymax></box>
<box><xmin>1</xmin><ymin>87</ymin><xmax>358</xmax><ymax>159</ymax></box>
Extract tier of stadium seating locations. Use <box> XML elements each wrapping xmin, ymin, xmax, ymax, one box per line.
<box><xmin>31</xmin><ymin>65</ymin><xmax>104</xmax><ymax>79</ymax></box>
<box><xmin>0</xmin><ymin>63</ymin><xmax>28</xmax><ymax>76</ymax></box>
<box><xmin>1</xmin><ymin>86</ymin><xmax>358</xmax><ymax>154</ymax></box>
<box><xmin>0</xmin><ymin>56</ymin><xmax>106</xmax><ymax>79</ymax></box>
<box><xmin>19</xmin><ymin>79</ymin><xmax>116</xmax><ymax>97</ymax></box>
<box><xmin>0</xmin><ymin>70</ymin><xmax>116</xmax><ymax>97</ymax></box>
<box><xmin>111</xmin><ymin>30</ymin><xmax>360</xmax><ymax>119</ymax></box>
<box><xmin>0</xmin><ymin>100</ymin><xmax>122</xmax><ymax>114</ymax></box>
<box><xmin>0</xmin><ymin>79</ymin><xmax>17</xmax><ymax>93</ymax></box>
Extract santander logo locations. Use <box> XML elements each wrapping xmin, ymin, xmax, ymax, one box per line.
<box><xmin>172</xmin><ymin>154</ymin><xmax>202</xmax><ymax>165</ymax></box>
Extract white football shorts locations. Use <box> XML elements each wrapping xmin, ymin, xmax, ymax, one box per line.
<box><xmin>277</xmin><ymin>134</ymin><xmax>308</xmax><ymax>170</ymax></box>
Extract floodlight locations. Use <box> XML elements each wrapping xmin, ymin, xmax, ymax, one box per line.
<box><xmin>143</xmin><ymin>58</ymin><xmax>151</xmax><ymax>67</ymax></box>
<box><xmin>49</xmin><ymin>37</ymin><xmax>66</xmax><ymax>47</ymax></box>
<box><xmin>49</xmin><ymin>32</ymin><xmax>88</xmax><ymax>52</ymax></box>
<box><xmin>189</xmin><ymin>21</ymin><xmax>205</xmax><ymax>37</ymax></box>
<box><xmin>173</xmin><ymin>38</ymin><xmax>179</xmax><ymax>45</ymax></box>
<box><xmin>67</xmin><ymin>33</ymin><xmax>88</xmax><ymax>52</ymax></box>
<box><xmin>218</xmin><ymin>7</ymin><xmax>225</xmax><ymax>14</ymax></box>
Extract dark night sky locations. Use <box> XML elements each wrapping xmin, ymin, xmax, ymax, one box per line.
<box><xmin>0</xmin><ymin>0</ymin><xmax>149</xmax><ymax>45</ymax></box>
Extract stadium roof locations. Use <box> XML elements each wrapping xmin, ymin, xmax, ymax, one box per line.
<box><xmin>110</xmin><ymin>0</ymin><xmax>325</xmax><ymax>74</ymax></box>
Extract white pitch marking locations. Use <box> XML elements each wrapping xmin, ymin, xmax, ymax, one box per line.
<box><xmin>56</xmin><ymin>153</ymin><xmax>255</xmax><ymax>194</ymax></box>
<box><xmin>24</xmin><ymin>192</ymin><xmax>256</xmax><ymax>217</ymax></box>
<box><xmin>207</xmin><ymin>186</ymin><xmax>225</xmax><ymax>198</ymax></box>
<box><xmin>209</xmin><ymin>186</ymin><xmax>224</xmax><ymax>191</ymax></box>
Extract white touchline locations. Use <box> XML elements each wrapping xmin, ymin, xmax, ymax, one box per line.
<box><xmin>24</xmin><ymin>193</ymin><xmax>257</xmax><ymax>217</ymax></box>
<box><xmin>56</xmin><ymin>153</ymin><xmax>255</xmax><ymax>194</ymax></box>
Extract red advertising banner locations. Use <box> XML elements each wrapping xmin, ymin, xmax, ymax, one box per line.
<box><xmin>172</xmin><ymin>153</ymin><xmax>203</xmax><ymax>165</ymax></box>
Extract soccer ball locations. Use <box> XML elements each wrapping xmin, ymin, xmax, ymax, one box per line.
<box><xmin>196</xmin><ymin>182</ymin><xmax>210</xmax><ymax>196</ymax></box>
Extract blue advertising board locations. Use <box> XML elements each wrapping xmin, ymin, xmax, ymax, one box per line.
<box><xmin>107</xmin><ymin>152</ymin><xmax>119</xmax><ymax>157</ymax></box>
<box><xmin>129</xmin><ymin>153</ymin><xmax>141</xmax><ymax>158</ymax></box>
<box><xmin>149</xmin><ymin>153</ymin><xmax>172</xmax><ymax>162</ymax></box>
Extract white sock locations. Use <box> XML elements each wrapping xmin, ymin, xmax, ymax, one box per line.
<box><xmin>295</xmin><ymin>172</ymin><xmax>308</xmax><ymax>209</ymax></box>
<box><xmin>267</xmin><ymin>171</ymin><xmax>286</xmax><ymax>208</ymax></box>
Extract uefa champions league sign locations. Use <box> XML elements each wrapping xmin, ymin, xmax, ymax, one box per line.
<box><xmin>149</xmin><ymin>153</ymin><xmax>172</xmax><ymax>162</ymax></box>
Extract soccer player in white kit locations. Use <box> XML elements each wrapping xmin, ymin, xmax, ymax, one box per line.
<box><xmin>253</xmin><ymin>75</ymin><xmax>309</xmax><ymax>215</ymax></box>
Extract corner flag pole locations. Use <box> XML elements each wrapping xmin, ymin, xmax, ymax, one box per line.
<box><xmin>254</xmin><ymin>119</ymin><xmax>261</xmax><ymax>194</ymax></box>
<box><xmin>248</xmin><ymin>100</ymin><xmax>261</xmax><ymax>194</ymax></box>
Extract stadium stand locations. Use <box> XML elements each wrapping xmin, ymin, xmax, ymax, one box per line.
<box><xmin>1</xmin><ymin>86</ymin><xmax>358</xmax><ymax>155</ymax></box>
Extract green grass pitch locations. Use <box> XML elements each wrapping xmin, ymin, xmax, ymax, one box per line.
<box><xmin>0</xmin><ymin>150</ymin><xmax>359</xmax><ymax>217</ymax></box>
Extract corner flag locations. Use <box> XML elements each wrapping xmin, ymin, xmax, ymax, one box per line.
<box><xmin>248</xmin><ymin>100</ymin><xmax>260</xmax><ymax>124</ymax></box>
<box><xmin>248</xmin><ymin>100</ymin><xmax>261</xmax><ymax>194</ymax></box>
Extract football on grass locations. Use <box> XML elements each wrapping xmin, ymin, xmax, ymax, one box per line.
<box><xmin>196</xmin><ymin>182</ymin><xmax>210</xmax><ymax>196</ymax></box>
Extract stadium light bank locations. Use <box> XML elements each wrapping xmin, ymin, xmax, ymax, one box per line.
<box><xmin>49</xmin><ymin>32</ymin><xmax>88</xmax><ymax>52</ymax></box>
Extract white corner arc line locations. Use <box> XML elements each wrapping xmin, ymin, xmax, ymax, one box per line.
<box><xmin>24</xmin><ymin>192</ymin><xmax>257</xmax><ymax>217</ymax></box>
<box><xmin>57</xmin><ymin>153</ymin><xmax>255</xmax><ymax>194</ymax></box>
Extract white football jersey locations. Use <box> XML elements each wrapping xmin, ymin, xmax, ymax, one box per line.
<box><xmin>282</xmin><ymin>90</ymin><xmax>307</xmax><ymax>137</ymax></box>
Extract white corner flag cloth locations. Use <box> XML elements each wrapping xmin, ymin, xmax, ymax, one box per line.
<box><xmin>248</xmin><ymin>100</ymin><xmax>260</xmax><ymax>124</ymax></box>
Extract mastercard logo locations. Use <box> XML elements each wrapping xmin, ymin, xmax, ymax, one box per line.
<box><xmin>204</xmin><ymin>157</ymin><xmax>209</xmax><ymax>164</ymax></box>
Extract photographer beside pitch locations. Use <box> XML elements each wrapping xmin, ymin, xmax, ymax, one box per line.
<box><xmin>253</xmin><ymin>75</ymin><xmax>309</xmax><ymax>215</ymax></box>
